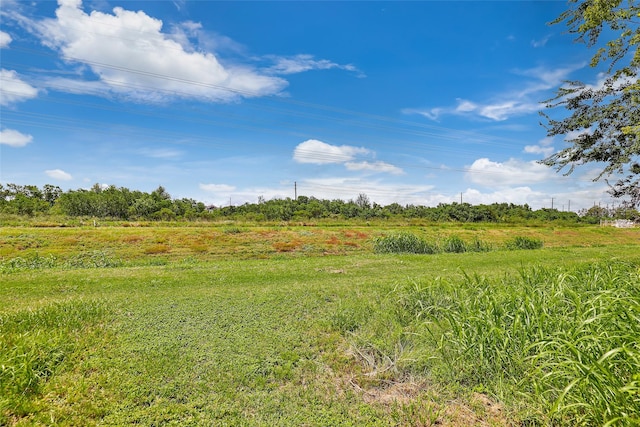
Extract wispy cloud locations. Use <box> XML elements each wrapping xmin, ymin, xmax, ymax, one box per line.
<box><xmin>199</xmin><ymin>183</ymin><xmax>236</xmax><ymax>193</ymax></box>
<box><xmin>45</xmin><ymin>168</ymin><xmax>73</xmax><ymax>181</ymax></box>
<box><xmin>345</xmin><ymin>161</ymin><xmax>404</xmax><ymax>175</ymax></box>
<box><xmin>138</xmin><ymin>148</ymin><xmax>184</xmax><ymax>159</ymax></box>
<box><xmin>531</xmin><ymin>35</ymin><xmax>551</xmax><ymax>48</ymax></box>
<box><xmin>266</xmin><ymin>54</ymin><xmax>365</xmax><ymax>78</ymax></box>
<box><xmin>524</xmin><ymin>137</ymin><xmax>555</xmax><ymax>157</ymax></box>
<box><xmin>0</xmin><ymin>128</ymin><xmax>33</xmax><ymax>147</ymax></box>
<box><xmin>405</xmin><ymin>64</ymin><xmax>583</xmax><ymax>122</ymax></box>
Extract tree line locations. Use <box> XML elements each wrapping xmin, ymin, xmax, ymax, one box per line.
<box><xmin>1</xmin><ymin>183</ymin><xmax>638</xmax><ymax>223</ymax></box>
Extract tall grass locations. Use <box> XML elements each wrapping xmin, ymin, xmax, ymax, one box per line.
<box><xmin>363</xmin><ymin>262</ymin><xmax>640</xmax><ymax>425</ymax></box>
<box><xmin>0</xmin><ymin>300</ymin><xmax>109</xmax><ymax>421</ymax></box>
<box><xmin>373</xmin><ymin>232</ymin><xmax>438</xmax><ymax>254</ymax></box>
<box><xmin>373</xmin><ymin>232</ymin><xmax>535</xmax><ymax>255</ymax></box>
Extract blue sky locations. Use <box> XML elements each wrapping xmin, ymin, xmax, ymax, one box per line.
<box><xmin>0</xmin><ymin>0</ymin><xmax>621</xmax><ymax>210</ymax></box>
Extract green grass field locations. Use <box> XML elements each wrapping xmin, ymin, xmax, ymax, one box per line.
<box><xmin>1</xmin><ymin>223</ymin><xmax>639</xmax><ymax>425</ymax></box>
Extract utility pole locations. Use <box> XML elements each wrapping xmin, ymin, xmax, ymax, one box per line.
<box><xmin>294</xmin><ymin>182</ymin><xmax>297</xmax><ymax>200</ymax></box>
<box><xmin>460</xmin><ymin>192</ymin><xmax>463</xmax><ymax>204</ymax></box>
<box><xmin>551</xmin><ymin>198</ymin><xmax>554</xmax><ymax>210</ymax></box>
<box><xmin>568</xmin><ymin>200</ymin><xmax>571</xmax><ymax>212</ymax></box>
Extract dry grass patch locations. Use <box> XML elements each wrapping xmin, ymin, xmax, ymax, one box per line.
<box><xmin>144</xmin><ymin>244</ymin><xmax>170</xmax><ymax>254</ymax></box>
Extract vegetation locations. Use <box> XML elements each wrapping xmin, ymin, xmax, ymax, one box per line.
<box><xmin>542</xmin><ymin>0</ymin><xmax>640</xmax><ymax>205</ymax></box>
<box><xmin>1</xmin><ymin>189</ymin><xmax>639</xmax><ymax>424</ymax></box>
<box><xmin>2</xmin><ymin>183</ymin><xmax>639</xmax><ymax>223</ymax></box>
<box><xmin>375</xmin><ymin>262</ymin><xmax>640</xmax><ymax>425</ymax></box>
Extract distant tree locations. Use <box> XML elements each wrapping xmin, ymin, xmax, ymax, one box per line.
<box><xmin>542</xmin><ymin>0</ymin><xmax>640</xmax><ymax>206</ymax></box>
<box><xmin>355</xmin><ymin>193</ymin><xmax>371</xmax><ymax>210</ymax></box>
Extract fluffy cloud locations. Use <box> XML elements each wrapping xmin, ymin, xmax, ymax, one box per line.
<box><xmin>293</xmin><ymin>139</ymin><xmax>370</xmax><ymax>164</ymax></box>
<box><xmin>466</xmin><ymin>158</ymin><xmax>555</xmax><ymax>186</ymax></box>
<box><xmin>45</xmin><ymin>169</ymin><xmax>73</xmax><ymax>180</ymax></box>
<box><xmin>27</xmin><ymin>1</ymin><xmax>287</xmax><ymax>102</ymax></box>
<box><xmin>0</xmin><ymin>128</ymin><xmax>33</xmax><ymax>147</ymax></box>
<box><xmin>0</xmin><ymin>31</ymin><xmax>11</xmax><ymax>48</ymax></box>
<box><xmin>0</xmin><ymin>69</ymin><xmax>39</xmax><ymax>105</ymax></box>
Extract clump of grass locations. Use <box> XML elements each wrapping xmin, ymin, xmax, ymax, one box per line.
<box><xmin>441</xmin><ymin>235</ymin><xmax>467</xmax><ymax>253</ymax></box>
<box><xmin>223</xmin><ymin>226</ymin><xmax>243</xmax><ymax>234</ymax></box>
<box><xmin>0</xmin><ymin>300</ymin><xmax>109</xmax><ymax>422</ymax></box>
<box><xmin>505</xmin><ymin>236</ymin><xmax>543</xmax><ymax>250</ymax></box>
<box><xmin>0</xmin><ymin>254</ymin><xmax>57</xmax><ymax>273</ymax></box>
<box><xmin>64</xmin><ymin>250</ymin><xmax>122</xmax><ymax>268</ymax></box>
<box><xmin>373</xmin><ymin>233</ymin><xmax>438</xmax><ymax>254</ymax></box>
<box><xmin>386</xmin><ymin>262</ymin><xmax>640</xmax><ymax>425</ymax></box>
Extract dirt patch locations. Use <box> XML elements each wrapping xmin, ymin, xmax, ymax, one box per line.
<box><xmin>356</xmin><ymin>379</ymin><xmax>427</xmax><ymax>405</ymax></box>
<box><xmin>440</xmin><ymin>392</ymin><xmax>511</xmax><ymax>427</ymax></box>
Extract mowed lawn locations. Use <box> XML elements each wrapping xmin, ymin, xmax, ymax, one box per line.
<box><xmin>1</xmin><ymin>224</ymin><xmax>639</xmax><ymax>425</ymax></box>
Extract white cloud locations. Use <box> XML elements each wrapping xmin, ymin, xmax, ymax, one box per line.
<box><xmin>266</xmin><ymin>54</ymin><xmax>364</xmax><ymax>77</ymax></box>
<box><xmin>199</xmin><ymin>183</ymin><xmax>236</xmax><ymax>193</ymax></box>
<box><xmin>139</xmin><ymin>148</ymin><xmax>183</xmax><ymax>159</ymax></box>
<box><xmin>0</xmin><ymin>31</ymin><xmax>12</xmax><ymax>48</ymax></box>
<box><xmin>524</xmin><ymin>136</ymin><xmax>555</xmax><ymax>157</ymax></box>
<box><xmin>531</xmin><ymin>35</ymin><xmax>551</xmax><ymax>48</ymax></box>
<box><xmin>345</xmin><ymin>161</ymin><xmax>404</xmax><ymax>175</ymax></box>
<box><xmin>406</xmin><ymin>64</ymin><xmax>582</xmax><ymax>122</ymax></box>
<box><xmin>26</xmin><ymin>1</ymin><xmax>287</xmax><ymax>103</ymax></box>
<box><xmin>301</xmin><ymin>177</ymin><xmax>436</xmax><ymax>205</ymax></box>
<box><xmin>293</xmin><ymin>139</ymin><xmax>370</xmax><ymax>164</ymax></box>
<box><xmin>0</xmin><ymin>128</ymin><xmax>33</xmax><ymax>147</ymax></box>
<box><xmin>0</xmin><ymin>69</ymin><xmax>39</xmax><ymax>105</ymax></box>
<box><xmin>461</xmin><ymin>187</ymin><xmax>546</xmax><ymax>206</ymax></box>
<box><xmin>466</xmin><ymin>158</ymin><xmax>555</xmax><ymax>186</ymax></box>
<box><xmin>45</xmin><ymin>169</ymin><xmax>73</xmax><ymax>181</ymax></box>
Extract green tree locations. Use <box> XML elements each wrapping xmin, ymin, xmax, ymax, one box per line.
<box><xmin>542</xmin><ymin>0</ymin><xmax>640</xmax><ymax>205</ymax></box>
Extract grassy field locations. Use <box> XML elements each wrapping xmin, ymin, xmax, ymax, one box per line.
<box><xmin>1</xmin><ymin>222</ymin><xmax>639</xmax><ymax>425</ymax></box>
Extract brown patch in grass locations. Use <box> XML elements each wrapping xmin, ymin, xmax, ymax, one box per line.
<box><xmin>440</xmin><ymin>393</ymin><xmax>512</xmax><ymax>427</ymax></box>
<box><xmin>189</xmin><ymin>243</ymin><xmax>208</xmax><ymax>253</ymax></box>
<box><xmin>272</xmin><ymin>240</ymin><xmax>302</xmax><ymax>252</ymax></box>
<box><xmin>326</xmin><ymin>236</ymin><xmax>340</xmax><ymax>245</ymax></box>
<box><xmin>122</xmin><ymin>235</ymin><xmax>144</xmax><ymax>243</ymax></box>
<box><xmin>144</xmin><ymin>244</ymin><xmax>170</xmax><ymax>254</ymax></box>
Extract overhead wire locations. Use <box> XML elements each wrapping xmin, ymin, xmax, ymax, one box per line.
<box><xmin>0</xmin><ymin>12</ymin><xmax>599</xmax><ymax>198</ymax></box>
